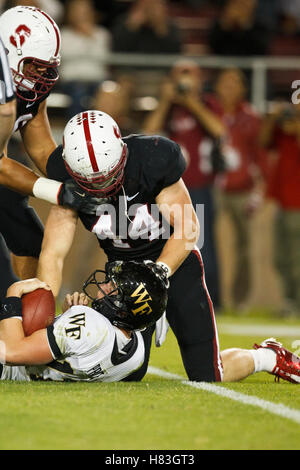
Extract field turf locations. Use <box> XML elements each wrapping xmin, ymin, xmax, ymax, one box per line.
<box><xmin>1</xmin><ymin>313</ymin><xmax>300</xmax><ymax>451</ymax></box>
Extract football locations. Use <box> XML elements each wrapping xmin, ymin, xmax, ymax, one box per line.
<box><xmin>22</xmin><ymin>288</ymin><xmax>56</xmax><ymax>336</ymax></box>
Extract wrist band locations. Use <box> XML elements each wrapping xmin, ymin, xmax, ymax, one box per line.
<box><xmin>0</xmin><ymin>297</ymin><xmax>22</xmax><ymax>320</ymax></box>
<box><xmin>32</xmin><ymin>177</ymin><xmax>62</xmax><ymax>205</ymax></box>
<box><xmin>156</xmin><ymin>261</ymin><xmax>172</xmax><ymax>278</ymax></box>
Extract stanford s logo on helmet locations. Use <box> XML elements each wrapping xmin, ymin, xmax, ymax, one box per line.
<box><xmin>10</xmin><ymin>24</ymin><xmax>31</xmax><ymax>49</ymax></box>
<box><xmin>62</xmin><ymin>110</ymin><xmax>127</xmax><ymax>197</ymax></box>
<box><xmin>0</xmin><ymin>6</ymin><xmax>61</xmax><ymax>102</ymax></box>
<box><xmin>83</xmin><ymin>261</ymin><xmax>168</xmax><ymax>330</ymax></box>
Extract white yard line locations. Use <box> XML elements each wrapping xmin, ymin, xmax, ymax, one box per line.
<box><xmin>218</xmin><ymin>323</ymin><xmax>300</xmax><ymax>337</ymax></box>
<box><xmin>148</xmin><ymin>366</ymin><xmax>300</xmax><ymax>425</ymax></box>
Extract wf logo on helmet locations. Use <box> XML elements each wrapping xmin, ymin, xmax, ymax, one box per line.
<box><xmin>10</xmin><ymin>25</ymin><xmax>31</xmax><ymax>51</ymax></box>
<box><xmin>131</xmin><ymin>283</ymin><xmax>153</xmax><ymax>316</ymax></box>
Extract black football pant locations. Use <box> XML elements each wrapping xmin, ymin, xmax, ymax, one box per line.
<box><xmin>166</xmin><ymin>249</ymin><xmax>222</xmax><ymax>382</ymax></box>
<box><xmin>0</xmin><ymin>187</ymin><xmax>44</xmax><ymax>258</ymax></box>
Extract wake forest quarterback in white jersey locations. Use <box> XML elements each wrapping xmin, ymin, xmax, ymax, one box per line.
<box><xmin>0</xmin><ymin>261</ymin><xmax>168</xmax><ymax>383</ymax></box>
<box><xmin>2</xmin><ymin>305</ymin><xmax>145</xmax><ymax>382</ymax></box>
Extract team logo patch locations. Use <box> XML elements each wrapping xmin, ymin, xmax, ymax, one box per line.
<box><xmin>10</xmin><ymin>24</ymin><xmax>31</xmax><ymax>49</ymax></box>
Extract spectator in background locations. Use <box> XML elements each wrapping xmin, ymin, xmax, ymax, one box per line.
<box><xmin>279</xmin><ymin>0</ymin><xmax>300</xmax><ymax>35</ymax></box>
<box><xmin>209</xmin><ymin>0</ymin><xmax>271</xmax><ymax>56</ymax></box>
<box><xmin>214</xmin><ymin>68</ymin><xmax>266</xmax><ymax>309</ymax></box>
<box><xmin>112</xmin><ymin>0</ymin><xmax>182</xmax><ymax>54</ymax></box>
<box><xmin>255</xmin><ymin>0</ymin><xmax>280</xmax><ymax>32</ymax></box>
<box><xmin>259</xmin><ymin>103</ymin><xmax>300</xmax><ymax>316</ymax></box>
<box><xmin>0</xmin><ymin>0</ymin><xmax>64</xmax><ymax>22</ymax></box>
<box><xmin>92</xmin><ymin>75</ymin><xmax>135</xmax><ymax>135</ymax></box>
<box><xmin>60</xmin><ymin>0</ymin><xmax>111</xmax><ymax>118</ymax></box>
<box><xmin>143</xmin><ymin>60</ymin><xmax>226</xmax><ymax>309</ymax></box>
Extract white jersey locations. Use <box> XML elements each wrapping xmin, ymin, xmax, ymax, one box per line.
<box><xmin>1</xmin><ymin>305</ymin><xmax>145</xmax><ymax>382</ymax></box>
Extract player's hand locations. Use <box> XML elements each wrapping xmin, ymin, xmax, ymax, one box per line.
<box><xmin>62</xmin><ymin>292</ymin><xmax>89</xmax><ymax>313</ymax></box>
<box><xmin>143</xmin><ymin>260</ymin><xmax>170</xmax><ymax>289</ymax></box>
<box><xmin>57</xmin><ymin>179</ymin><xmax>102</xmax><ymax>214</ymax></box>
<box><xmin>7</xmin><ymin>278</ymin><xmax>51</xmax><ymax>298</ymax></box>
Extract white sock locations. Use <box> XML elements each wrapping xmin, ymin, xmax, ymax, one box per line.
<box><xmin>249</xmin><ymin>348</ymin><xmax>277</xmax><ymax>373</ymax></box>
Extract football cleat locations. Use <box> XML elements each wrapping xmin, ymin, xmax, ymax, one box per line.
<box><xmin>253</xmin><ymin>338</ymin><xmax>300</xmax><ymax>384</ymax></box>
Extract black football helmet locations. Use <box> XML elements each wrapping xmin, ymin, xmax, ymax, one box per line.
<box><xmin>83</xmin><ymin>261</ymin><xmax>168</xmax><ymax>330</ymax></box>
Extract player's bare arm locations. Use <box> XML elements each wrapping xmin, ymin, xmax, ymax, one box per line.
<box><xmin>0</xmin><ymin>279</ymin><xmax>53</xmax><ymax>366</ymax></box>
<box><xmin>37</xmin><ymin>205</ymin><xmax>78</xmax><ymax>297</ymax></box>
<box><xmin>155</xmin><ymin>178</ymin><xmax>200</xmax><ymax>276</ymax></box>
<box><xmin>0</xmin><ymin>155</ymin><xmax>41</xmax><ymax>194</ymax></box>
<box><xmin>20</xmin><ymin>99</ymin><xmax>56</xmax><ymax>175</ymax></box>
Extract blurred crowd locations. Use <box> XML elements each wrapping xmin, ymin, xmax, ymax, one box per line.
<box><xmin>1</xmin><ymin>0</ymin><xmax>300</xmax><ymax>316</ymax></box>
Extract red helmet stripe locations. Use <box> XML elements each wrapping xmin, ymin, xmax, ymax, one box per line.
<box><xmin>38</xmin><ymin>9</ymin><xmax>60</xmax><ymax>56</ymax></box>
<box><xmin>82</xmin><ymin>111</ymin><xmax>99</xmax><ymax>172</ymax></box>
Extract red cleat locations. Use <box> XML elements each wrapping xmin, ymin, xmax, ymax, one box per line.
<box><xmin>253</xmin><ymin>338</ymin><xmax>300</xmax><ymax>384</ymax></box>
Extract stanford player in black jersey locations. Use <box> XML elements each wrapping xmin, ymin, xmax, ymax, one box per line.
<box><xmin>0</xmin><ymin>7</ymin><xmax>101</xmax><ymax>286</ymax></box>
<box><xmin>37</xmin><ymin>110</ymin><xmax>300</xmax><ymax>385</ymax></box>
<box><xmin>37</xmin><ymin>110</ymin><xmax>224</xmax><ymax>382</ymax></box>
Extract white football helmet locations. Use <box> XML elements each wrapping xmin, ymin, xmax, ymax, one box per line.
<box><xmin>0</xmin><ymin>6</ymin><xmax>61</xmax><ymax>102</ymax></box>
<box><xmin>63</xmin><ymin>110</ymin><xmax>127</xmax><ymax>197</ymax></box>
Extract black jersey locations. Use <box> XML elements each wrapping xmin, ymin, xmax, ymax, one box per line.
<box><xmin>46</xmin><ymin>134</ymin><xmax>186</xmax><ymax>261</ymax></box>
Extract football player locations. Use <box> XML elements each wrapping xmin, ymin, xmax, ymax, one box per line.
<box><xmin>0</xmin><ymin>6</ymin><xmax>100</xmax><ymax>282</ymax></box>
<box><xmin>0</xmin><ymin>260</ymin><xmax>168</xmax><ymax>382</ymax></box>
<box><xmin>1</xmin><ymin>264</ymin><xmax>299</xmax><ymax>385</ymax></box>
<box><xmin>36</xmin><ymin>110</ymin><xmax>300</xmax><ymax>384</ymax></box>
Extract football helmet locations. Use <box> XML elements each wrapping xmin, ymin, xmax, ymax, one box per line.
<box><xmin>62</xmin><ymin>110</ymin><xmax>127</xmax><ymax>197</ymax></box>
<box><xmin>0</xmin><ymin>6</ymin><xmax>61</xmax><ymax>102</ymax></box>
<box><xmin>83</xmin><ymin>261</ymin><xmax>168</xmax><ymax>330</ymax></box>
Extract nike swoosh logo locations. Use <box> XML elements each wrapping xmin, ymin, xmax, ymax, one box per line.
<box><xmin>26</xmin><ymin>102</ymin><xmax>35</xmax><ymax>108</ymax></box>
<box><xmin>126</xmin><ymin>192</ymin><xmax>139</xmax><ymax>202</ymax></box>
<box><xmin>75</xmin><ymin>191</ymin><xmax>86</xmax><ymax>197</ymax></box>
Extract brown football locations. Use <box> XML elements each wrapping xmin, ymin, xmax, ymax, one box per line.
<box><xmin>21</xmin><ymin>288</ymin><xmax>55</xmax><ymax>336</ymax></box>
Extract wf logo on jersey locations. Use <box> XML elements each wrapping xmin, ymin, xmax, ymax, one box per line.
<box><xmin>65</xmin><ymin>313</ymin><xmax>86</xmax><ymax>340</ymax></box>
<box><xmin>10</xmin><ymin>25</ymin><xmax>31</xmax><ymax>51</ymax></box>
<box><xmin>131</xmin><ymin>283</ymin><xmax>152</xmax><ymax>316</ymax></box>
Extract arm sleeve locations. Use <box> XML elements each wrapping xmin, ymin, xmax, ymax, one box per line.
<box><xmin>0</xmin><ymin>36</ymin><xmax>15</xmax><ymax>103</ymax></box>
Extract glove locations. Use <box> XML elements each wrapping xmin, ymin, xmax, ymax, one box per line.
<box><xmin>155</xmin><ymin>312</ymin><xmax>169</xmax><ymax>347</ymax></box>
<box><xmin>143</xmin><ymin>260</ymin><xmax>171</xmax><ymax>289</ymax></box>
<box><xmin>57</xmin><ymin>179</ymin><xmax>103</xmax><ymax>214</ymax></box>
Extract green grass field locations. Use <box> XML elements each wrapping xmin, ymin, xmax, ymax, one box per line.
<box><xmin>1</xmin><ymin>312</ymin><xmax>300</xmax><ymax>451</ymax></box>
